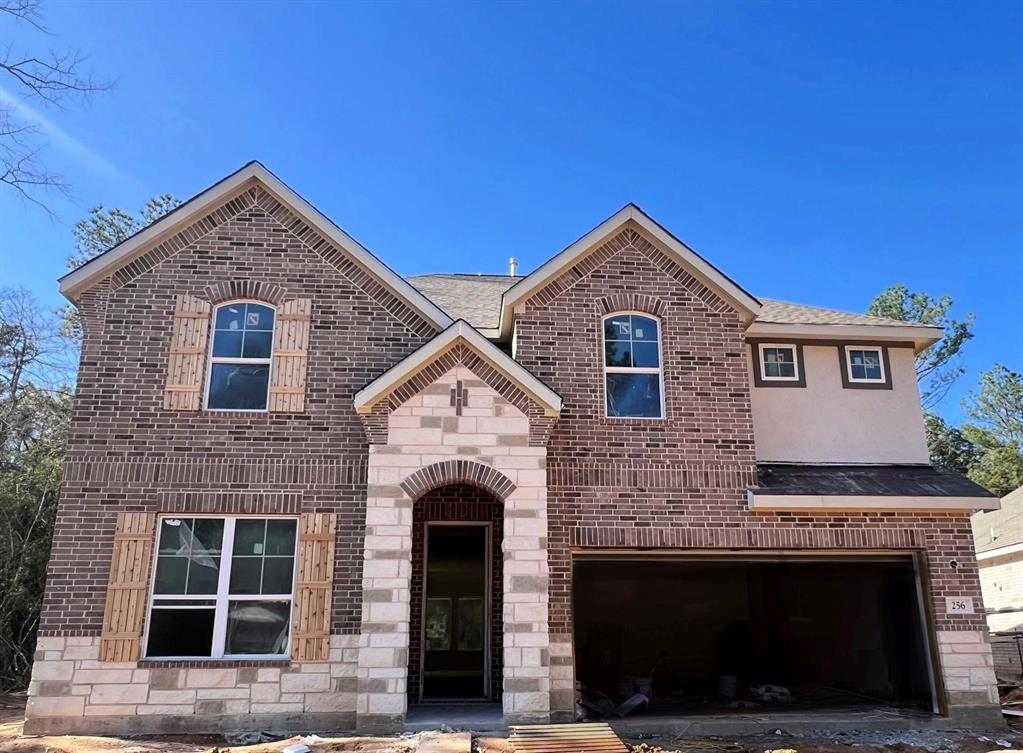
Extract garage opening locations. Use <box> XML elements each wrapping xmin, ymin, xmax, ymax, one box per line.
<box><xmin>573</xmin><ymin>553</ymin><xmax>937</xmax><ymax>716</ymax></box>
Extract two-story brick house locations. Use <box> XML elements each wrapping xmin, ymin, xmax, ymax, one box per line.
<box><xmin>26</xmin><ymin>162</ymin><xmax>999</xmax><ymax>735</ymax></box>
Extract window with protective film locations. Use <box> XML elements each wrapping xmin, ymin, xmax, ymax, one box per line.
<box><xmin>602</xmin><ymin>312</ymin><xmax>664</xmax><ymax>419</ymax></box>
<box><xmin>145</xmin><ymin>516</ymin><xmax>298</xmax><ymax>659</ymax></box>
<box><xmin>206</xmin><ymin>302</ymin><xmax>276</xmax><ymax>411</ymax></box>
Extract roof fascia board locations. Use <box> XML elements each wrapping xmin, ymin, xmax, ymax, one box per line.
<box><xmin>748</xmin><ymin>491</ymin><xmax>1000</xmax><ymax>512</ymax></box>
<box><xmin>59</xmin><ymin>164</ymin><xmax>257</xmax><ymax>297</ymax></box>
<box><xmin>745</xmin><ymin>321</ymin><xmax>943</xmax><ymax>353</ymax></box>
<box><xmin>498</xmin><ymin>205</ymin><xmax>762</xmax><ymax>338</ymax></box>
<box><xmin>59</xmin><ymin>163</ymin><xmax>453</xmax><ymax>332</ymax></box>
<box><xmin>978</xmin><ymin>541</ymin><xmax>1023</xmax><ymax>561</ymax></box>
<box><xmin>354</xmin><ymin>320</ymin><xmax>563</xmax><ymax>416</ymax></box>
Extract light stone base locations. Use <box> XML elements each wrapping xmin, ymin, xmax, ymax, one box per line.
<box><xmin>935</xmin><ymin>630</ymin><xmax>1000</xmax><ymax>708</ymax></box>
<box><xmin>24</xmin><ymin>711</ymin><xmax>355</xmax><ymax>736</ymax></box>
<box><xmin>25</xmin><ymin>634</ymin><xmax>359</xmax><ymax>735</ymax></box>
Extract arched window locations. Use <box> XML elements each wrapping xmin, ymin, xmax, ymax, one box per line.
<box><xmin>602</xmin><ymin>312</ymin><xmax>664</xmax><ymax>419</ymax></box>
<box><xmin>205</xmin><ymin>301</ymin><xmax>276</xmax><ymax>411</ymax></box>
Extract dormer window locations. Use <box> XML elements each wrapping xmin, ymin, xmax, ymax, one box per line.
<box><xmin>205</xmin><ymin>302</ymin><xmax>276</xmax><ymax>411</ymax></box>
<box><xmin>603</xmin><ymin>312</ymin><xmax>664</xmax><ymax>419</ymax></box>
<box><xmin>839</xmin><ymin>345</ymin><xmax>892</xmax><ymax>389</ymax></box>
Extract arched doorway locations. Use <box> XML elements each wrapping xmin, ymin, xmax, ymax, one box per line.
<box><xmin>407</xmin><ymin>483</ymin><xmax>503</xmax><ymax>703</ymax></box>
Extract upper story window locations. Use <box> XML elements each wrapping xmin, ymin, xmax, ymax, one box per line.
<box><xmin>206</xmin><ymin>302</ymin><xmax>276</xmax><ymax>411</ymax></box>
<box><xmin>759</xmin><ymin>344</ymin><xmax>798</xmax><ymax>381</ymax></box>
<box><xmin>751</xmin><ymin>342</ymin><xmax>806</xmax><ymax>388</ymax></box>
<box><xmin>145</xmin><ymin>516</ymin><xmax>298</xmax><ymax>659</ymax></box>
<box><xmin>838</xmin><ymin>345</ymin><xmax>892</xmax><ymax>390</ymax></box>
<box><xmin>845</xmin><ymin>347</ymin><xmax>884</xmax><ymax>382</ymax></box>
<box><xmin>603</xmin><ymin>312</ymin><xmax>664</xmax><ymax>419</ymax></box>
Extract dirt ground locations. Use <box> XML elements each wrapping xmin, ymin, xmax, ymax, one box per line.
<box><xmin>4</xmin><ymin>694</ymin><xmax>1023</xmax><ymax>753</ymax></box>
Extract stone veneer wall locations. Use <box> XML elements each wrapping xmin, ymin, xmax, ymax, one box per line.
<box><xmin>25</xmin><ymin>635</ymin><xmax>359</xmax><ymax>734</ymax></box>
<box><xmin>936</xmin><ymin>630</ymin><xmax>1000</xmax><ymax>709</ymax></box>
<box><xmin>356</xmin><ymin>365</ymin><xmax>551</xmax><ymax>732</ymax></box>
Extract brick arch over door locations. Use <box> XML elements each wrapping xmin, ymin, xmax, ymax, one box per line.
<box><xmin>400</xmin><ymin>460</ymin><xmax>517</xmax><ymax>502</ymax></box>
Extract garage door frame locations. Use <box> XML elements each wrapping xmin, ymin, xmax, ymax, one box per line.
<box><xmin>570</xmin><ymin>548</ymin><xmax>942</xmax><ymax>715</ymax></box>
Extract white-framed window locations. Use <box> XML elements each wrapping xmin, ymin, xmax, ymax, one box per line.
<box><xmin>205</xmin><ymin>301</ymin><xmax>276</xmax><ymax>411</ymax></box>
<box><xmin>602</xmin><ymin>312</ymin><xmax>664</xmax><ymax>419</ymax></box>
<box><xmin>844</xmin><ymin>346</ymin><xmax>886</xmax><ymax>384</ymax></box>
<box><xmin>758</xmin><ymin>344</ymin><xmax>800</xmax><ymax>381</ymax></box>
<box><xmin>144</xmin><ymin>516</ymin><xmax>298</xmax><ymax>660</ymax></box>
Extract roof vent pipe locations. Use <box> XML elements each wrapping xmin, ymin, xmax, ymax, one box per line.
<box><xmin>509</xmin><ymin>257</ymin><xmax>518</xmax><ymax>277</ymax></box>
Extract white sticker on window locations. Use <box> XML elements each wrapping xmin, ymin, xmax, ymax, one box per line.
<box><xmin>247</xmin><ymin>313</ymin><xmax>260</xmax><ymax>326</ymax></box>
<box><xmin>635</xmin><ymin>328</ymin><xmax>644</xmax><ymax>338</ymax></box>
<box><xmin>253</xmin><ymin>543</ymin><xmax>263</xmax><ymax>555</ymax></box>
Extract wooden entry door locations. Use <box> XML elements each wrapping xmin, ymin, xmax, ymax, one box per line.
<box><xmin>422</xmin><ymin>524</ymin><xmax>489</xmax><ymax>699</ymax></box>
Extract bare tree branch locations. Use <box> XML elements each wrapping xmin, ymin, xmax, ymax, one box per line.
<box><xmin>0</xmin><ymin>0</ymin><xmax>108</xmax><ymax>210</ymax></box>
<box><xmin>0</xmin><ymin>0</ymin><xmax>48</xmax><ymax>34</ymax></box>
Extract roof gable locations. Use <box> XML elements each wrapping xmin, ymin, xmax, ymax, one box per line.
<box><xmin>498</xmin><ymin>204</ymin><xmax>762</xmax><ymax>338</ymax></box>
<box><xmin>59</xmin><ymin>162</ymin><xmax>452</xmax><ymax>332</ymax></box>
<box><xmin>354</xmin><ymin>320</ymin><xmax>562</xmax><ymax>417</ymax></box>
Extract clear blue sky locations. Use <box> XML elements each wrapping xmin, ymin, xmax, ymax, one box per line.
<box><xmin>2</xmin><ymin>0</ymin><xmax>1020</xmax><ymax>423</ymax></box>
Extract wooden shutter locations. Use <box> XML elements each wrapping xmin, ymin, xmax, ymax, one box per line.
<box><xmin>100</xmin><ymin>512</ymin><xmax>157</xmax><ymax>662</ymax></box>
<box><xmin>163</xmin><ymin>294</ymin><xmax>211</xmax><ymax>410</ymax></box>
<box><xmin>270</xmin><ymin>298</ymin><xmax>312</xmax><ymax>412</ymax></box>
<box><xmin>292</xmin><ymin>513</ymin><xmax>336</xmax><ymax>661</ymax></box>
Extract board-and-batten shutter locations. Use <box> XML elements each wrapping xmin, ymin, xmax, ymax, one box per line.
<box><xmin>99</xmin><ymin>512</ymin><xmax>157</xmax><ymax>662</ymax></box>
<box><xmin>163</xmin><ymin>294</ymin><xmax>212</xmax><ymax>410</ymax></box>
<box><xmin>270</xmin><ymin>298</ymin><xmax>312</xmax><ymax>412</ymax></box>
<box><xmin>292</xmin><ymin>513</ymin><xmax>336</xmax><ymax>661</ymax></box>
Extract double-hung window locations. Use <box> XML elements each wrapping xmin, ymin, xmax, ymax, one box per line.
<box><xmin>603</xmin><ymin>312</ymin><xmax>664</xmax><ymax>419</ymax></box>
<box><xmin>206</xmin><ymin>302</ymin><xmax>276</xmax><ymax>411</ymax></box>
<box><xmin>145</xmin><ymin>516</ymin><xmax>298</xmax><ymax>659</ymax></box>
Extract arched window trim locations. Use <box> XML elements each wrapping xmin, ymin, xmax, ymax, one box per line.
<box><xmin>601</xmin><ymin>310</ymin><xmax>666</xmax><ymax>420</ymax></box>
<box><xmin>204</xmin><ymin>299</ymin><xmax>277</xmax><ymax>413</ymax></box>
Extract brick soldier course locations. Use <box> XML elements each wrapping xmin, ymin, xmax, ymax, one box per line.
<box><xmin>27</xmin><ymin>163</ymin><xmax>1000</xmax><ymax>734</ymax></box>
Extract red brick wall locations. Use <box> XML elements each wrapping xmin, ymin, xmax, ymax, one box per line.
<box><xmin>407</xmin><ymin>485</ymin><xmax>504</xmax><ymax>702</ymax></box>
<box><xmin>41</xmin><ymin>187</ymin><xmax>437</xmax><ymax>637</ymax></box>
<box><xmin>512</xmin><ymin>225</ymin><xmax>986</xmax><ymax>637</ymax></box>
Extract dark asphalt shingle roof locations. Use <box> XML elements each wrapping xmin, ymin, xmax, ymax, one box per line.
<box><xmin>756</xmin><ymin>464</ymin><xmax>995</xmax><ymax>498</ymax></box>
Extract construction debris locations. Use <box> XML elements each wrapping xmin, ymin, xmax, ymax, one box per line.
<box><xmin>509</xmin><ymin>722</ymin><xmax>628</xmax><ymax>753</ymax></box>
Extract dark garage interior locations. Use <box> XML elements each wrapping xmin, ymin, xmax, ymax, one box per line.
<box><xmin>573</xmin><ymin>555</ymin><xmax>936</xmax><ymax>715</ymax></box>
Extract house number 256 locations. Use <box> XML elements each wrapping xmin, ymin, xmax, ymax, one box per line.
<box><xmin>946</xmin><ymin>597</ymin><xmax>974</xmax><ymax>614</ymax></box>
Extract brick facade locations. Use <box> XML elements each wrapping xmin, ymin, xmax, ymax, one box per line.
<box><xmin>512</xmin><ymin>224</ymin><xmax>994</xmax><ymax>720</ymax></box>
<box><xmin>42</xmin><ymin>186</ymin><xmax>437</xmax><ymax>641</ymax></box>
<box><xmin>29</xmin><ymin>182</ymin><xmax>999</xmax><ymax>733</ymax></box>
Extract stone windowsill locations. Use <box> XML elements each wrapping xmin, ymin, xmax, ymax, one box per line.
<box><xmin>138</xmin><ymin>658</ymin><xmax>292</xmax><ymax>669</ymax></box>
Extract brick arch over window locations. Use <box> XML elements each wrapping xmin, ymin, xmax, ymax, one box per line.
<box><xmin>595</xmin><ymin>293</ymin><xmax>666</xmax><ymax>318</ymax></box>
<box><xmin>202</xmin><ymin>280</ymin><xmax>289</xmax><ymax>305</ymax></box>
<box><xmin>400</xmin><ymin>460</ymin><xmax>517</xmax><ymax>502</ymax></box>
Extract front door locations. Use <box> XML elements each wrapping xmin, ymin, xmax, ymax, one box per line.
<box><xmin>422</xmin><ymin>524</ymin><xmax>488</xmax><ymax>699</ymax></box>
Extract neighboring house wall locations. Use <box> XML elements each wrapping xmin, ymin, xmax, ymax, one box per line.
<box><xmin>750</xmin><ymin>343</ymin><xmax>930</xmax><ymax>464</ymax></box>
<box><xmin>978</xmin><ymin>552</ymin><xmax>1023</xmax><ymax>633</ymax></box>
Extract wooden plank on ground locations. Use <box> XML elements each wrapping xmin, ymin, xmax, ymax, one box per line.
<box><xmin>509</xmin><ymin>722</ymin><xmax>628</xmax><ymax>753</ymax></box>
